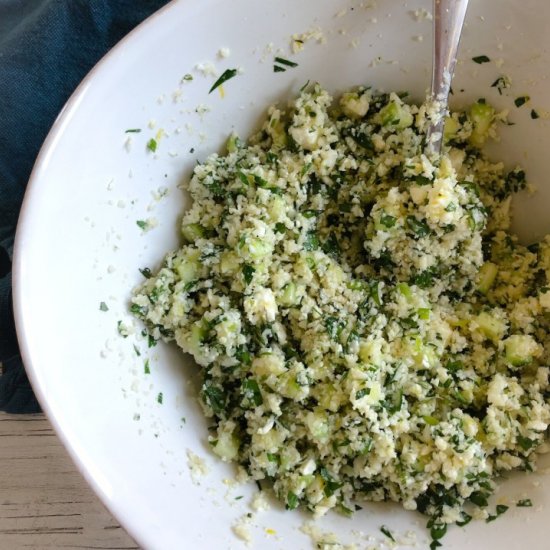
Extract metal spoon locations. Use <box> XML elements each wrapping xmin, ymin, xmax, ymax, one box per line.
<box><xmin>425</xmin><ymin>0</ymin><xmax>470</xmax><ymax>156</ymax></box>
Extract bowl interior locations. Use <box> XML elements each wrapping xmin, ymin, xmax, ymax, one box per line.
<box><xmin>14</xmin><ymin>1</ymin><xmax>550</xmax><ymax>548</ymax></box>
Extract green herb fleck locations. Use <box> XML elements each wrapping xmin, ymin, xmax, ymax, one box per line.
<box><xmin>456</xmin><ymin>512</ymin><xmax>472</xmax><ymax>526</ymax></box>
<box><xmin>490</xmin><ymin>76</ymin><xmax>510</xmax><ymax>95</ymax></box>
<box><xmin>202</xmin><ymin>381</ymin><xmax>226</xmax><ymax>415</ymax></box>
<box><xmin>380</xmin><ymin>214</ymin><xmax>396</xmax><ymax>228</ymax></box>
<box><xmin>182</xmin><ymin>73</ymin><xmax>193</xmax><ymax>81</ymax></box>
<box><xmin>472</xmin><ymin>55</ymin><xmax>490</xmax><ymax>64</ymax></box>
<box><xmin>274</xmin><ymin>56</ymin><xmax>298</xmax><ymax>68</ymax></box>
<box><xmin>133</xmin><ymin>344</ymin><xmax>141</xmax><ymax>357</ymax></box>
<box><xmin>303</xmin><ymin>230</ymin><xmax>319</xmax><ymax>251</ymax></box>
<box><xmin>144</xmin><ymin>359</ymin><xmax>151</xmax><ymax>374</ymax></box>
<box><xmin>241</xmin><ymin>379</ymin><xmax>263</xmax><ymax>407</ymax></box>
<box><xmin>517</xmin><ymin>435</ymin><xmax>536</xmax><ymax>450</ymax></box>
<box><xmin>300</xmin><ymin>80</ymin><xmax>310</xmax><ymax>92</ymax></box>
<box><xmin>355</xmin><ymin>388</ymin><xmax>371</xmax><ymax>399</ymax></box>
<box><xmin>99</xmin><ymin>301</ymin><xmax>109</xmax><ymax>312</ymax></box>
<box><xmin>273</xmin><ymin>65</ymin><xmax>286</xmax><ymax>73</ymax></box>
<box><xmin>516</xmin><ymin>498</ymin><xmax>533</xmax><ymax>507</ymax></box>
<box><xmin>146</xmin><ymin>138</ymin><xmax>158</xmax><ymax>152</ymax></box>
<box><xmin>531</xmin><ymin>109</ymin><xmax>540</xmax><ymax>119</ymax></box>
<box><xmin>208</xmin><ymin>68</ymin><xmax>238</xmax><ymax>94</ymax></box>
<box><xmin>242</xmin><ymin>264</ymin><xmax>256</xmax><ymax>285</ymax></box>
<box><xmin>514</xmin><ymin>95</ymin><xmax>530</xmax><ymax>108</ymax></box>
<box><xmin>380</xmin><ymin>525</ymin><xmax>395</xmax><ymax>541</ymax></box>
<box><xmin>139</xmin><ymin>267</ymin><xmax>152</xmax><ymax>278</ymax></box>
<box><xmin>136</xmin><ymin>220</ymin><xmax>148</xmax><ymax>230</ymax></box>
<box><xmin>235</xmin><ymin>495</ymin><xmax>243</xmax><ymax>500</ymax></box>
<box><xmin>157</xmin><ymin>392</ymin><xmax>163</xmax><ymax>404</ymax></box>
<box><xmin>486</xmin><ymin>504</ymin><xmax>509</xmax><ymax>523</ymax></box>
<box><xmin>406</xmin><ymin>215</ymin><xmax>431</xmax><ymax>237</ymax></box>
<box><xmin>125</xmin><ymin>128</ymin><xmax>142</xmax><ymax>133</ymax></box>
<box><xmin>286</xmin><ymin>491</ymin><xmax>299</xmax><ymax>510</ymax></box>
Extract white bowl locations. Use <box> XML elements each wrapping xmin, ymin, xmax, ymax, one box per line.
<box><xmin>13</xmin><ymin>1</ymin><xmax>550</xmax><ymax>548</ymax></box>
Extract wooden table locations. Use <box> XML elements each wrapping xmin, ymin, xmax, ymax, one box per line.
<box><xmin>0</xmin><ymin>412</ymin><xmax>138</xmax><ymax>549</ymax></box>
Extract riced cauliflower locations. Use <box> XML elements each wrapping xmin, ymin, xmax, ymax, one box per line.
<box><xmin>131</xmin><ymin>84</ymin><xmax>550</xmax><ymax>543</ymax></box>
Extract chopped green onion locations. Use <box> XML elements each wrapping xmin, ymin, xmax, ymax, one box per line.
<box><xmin>380</xmin><ymin>525</ymin><xmax>395</xmax><ymax>541</ymax></box>
<box><xmin>274</xmin><ymin>56</ymin><xmax>298</xmax><ymax>67</ymax></box>
<box><xmin>209</xmin><ymin>68</ymin><xmax>238</xmax><ymax>94</ymax></box>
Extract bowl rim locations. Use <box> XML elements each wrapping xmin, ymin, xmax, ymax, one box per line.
<box><xmin>12</xmin><ymin>1</ymin><xmax>178</xmax><ymax>547</ymax></box>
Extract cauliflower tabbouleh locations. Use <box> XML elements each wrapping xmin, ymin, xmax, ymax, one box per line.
<box><xmin>132</xmin><ymin>85</ymin><xmax>550</xmax><ymax>541</ymax></box>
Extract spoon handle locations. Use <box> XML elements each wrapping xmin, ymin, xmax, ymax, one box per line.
<box><xmin>425</xmin><ymin>0</ymin><xmax>469</xmax><ymax>155</ymax></box>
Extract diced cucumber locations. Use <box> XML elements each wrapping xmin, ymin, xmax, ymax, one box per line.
<box><xmin>443</xmin><ymin>116</ymin><xmax>460</xmax><ymax>141</ymax></box>
<box><xmin>280</xmin><ymin>371</ymin><xmax>309</xmax><ymax>401</ymax></box>
<box><xmin>254</xmin><ymin>428</ymin><xmax>285</xmax><ymax>452</ymax></box>
<box><xmin>186</xmin><ymin>320</ymin><xmax>208</xmax><ymax>357</ymax></box>
<box><xmin>252</xmin><ymin>354</ymin><xmax>286</xmax><ymax>377</ymax></box>
<box><xmin>469</xmin><ymin>101</ymin><xmax>495</xmax><ymax>148</ymax></box>
<box><xmin>267</xmin><ymin>195</ymin><xmax>286</xmax><ymax>222</ymax></box>
<box><xmin>317</xmin><ymin>383</ymin><xmax>344</xmax><ymax>412</ymax></box>
<box><xmin>174</xmin><ymin>249</ymin><xmax>200</xmax><ymax>284</ymax></box>
<box><xmin>305</xmin><ymin>410</ymin><xmax>330</xmax><ymax>443</ymax></box>
<box><xmin>219</xmin><ymin>251</ymin><xmax>240</xmax><ymax>275</ymax></box>
<box><xmin>358</xmin><ymin>339</ymin><xmax>382</xmax><ymax>365</ymax></box>
<box><xmin>181</xmin><ymin>223</ymin><xmax>205</xmax><ymax>243</ymax></box>
<box><xmin>378</xmin><ymin>101</ymin><xmax>413</xmax><ymax>129</ymax></box>
<box><xmin>418</xmin><ymin>308</ymin><xmax>430</xmax><ymax>320</ymax></box>
<box><xmin>279</xmin><ymin>282</ymin><xmax>299</xmax><ymax>307</ymax></box>
<box><xmin>504</xmin><ymin>334</ymin><xmax>540</xmax><ymax>366</ymax></box>
<box><xmin>212</xmin><ymin>429</ymin><xmax>240</xmax><ymax>461</ymax></box>
<box><xmin>239</xmin><ymin>236</ymin><xmax>272</xmax><ymax>261</ymax></box>
<box><xmin>226</xmin><ymin>133</ymin><xmax>242</xmax><ymax>153</ymax></box>
<box><xmin>474</xmin><ymin>311</ymin><xmax>506</xmax><ymax>342</ymax></box>
<box><xmin>268</xmin><ymin>116</ymin><xmax>288</xmax><ymax>149</ymax></box>
<box><xmin>477</xmin><ymin>262</ymin><xmax>498</xmax><ymax>294</ymax></box>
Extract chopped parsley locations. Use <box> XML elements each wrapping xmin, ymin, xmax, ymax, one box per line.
<box><xmin>133</xmin><ymin>344</ymin><xmax>141</xmax><ymax>357</ymax></box>
<box><xmin>531</xmin><ymin>109</ymin><xmax>540</xmax><ymax>119</ymax></box>
<box><xmin>136</xmin><ymin>220</ymin><xmax>148</xmax><ymax>230</ymax></box>
<box><xmin>125</xmin><ymin>128</ymin><xmax>141</xmax><ymax>133</ymax></box>
<box><xmin>486</xmin><ymin>504</ymin><xmax>509</xmax><ymax>522</ymax></box>
<box><xmin>516</xmin><ymin>498</ymin><xmax>533</xmax><ymax>507</ymax></box>
<box><xmin>139</xmin><ymin>267</ymin><xmax>153</xmax><ymax>279</ymax></box>
<box><xmin>157</xmin><ymin>392</ymin><xmax>163</xmax><ymax>404</ymax></box>
<box><xmin>514</xmin><ymin>95</ymin><xmax>530</xmax><ymax>108</ymax></box>
<box><xmin>182</xmin><ymin>73</ymin><xmax>193</xmax><ymax>81</ymax></box>
<box><xmin>99</xmin><ymin>301</ymin><xmax>109</xmax><ymax>312</ymax></box>
<box><xmin>144</xmin><ymin>359</ymin><xmax>151</xmax><ymax>374</ymax></box>
<box><xmin>490</xmin><ymin>75</ymin><xmax>510</xmax><ymax>95</ymax></box>
<box><xmin>146</xmin><ymin>138</ymin><xmax>158</xmax><ymax>152</ymax></box>
<box><xmin>242</xmin><ymin>264</ymin><xmax>256</xmax><ymax>284</ymax></box>
<box><xmin>208</xmin><ymin>68</ymin><xmax>238</xmax><ymax>94</ymax></box>
<box><xmin>472</xmin><ymin>55</ymin><xmax>491</xmax><ymax>64</ymax></box>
